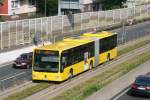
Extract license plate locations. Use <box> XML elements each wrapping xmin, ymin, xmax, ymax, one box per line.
<box><xmin>16</xmin><ymin>64</ymin><xmax>21</xmax><ymax>66</ymax></box>
<box><xmin>138</xmin><ymin>87</ymin><xmax>145</xmax><ymax>90</ymax></box>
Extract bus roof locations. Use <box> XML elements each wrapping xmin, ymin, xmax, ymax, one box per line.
<box><xmin>35</xmin><ymin>31</ymin><xmax>115</xmax><ymax>51</ymax></box>
<box><xmin>82</xmin><ymin>31</ymin><xmax>115</xmax><ymax>38</ymax></box>
<box><xmin>37</xmin><ymin>36</ymin><xmax>93</xmax><ymax>51</ymax></box>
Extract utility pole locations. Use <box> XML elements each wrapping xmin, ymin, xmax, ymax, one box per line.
<box><xmin>58</xmin><ymin>0</ymin><xmax>61</xmax><ymax>15</ymax></box>
<box><xmin>122</xmin><ymin>19</ymin><xmax>126</xmax><ymax>44</ymax></box>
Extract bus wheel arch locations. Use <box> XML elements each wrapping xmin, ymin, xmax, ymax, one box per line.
<box><xmin>107</xmin><ymin>53</ymin><xmax>110</xmax><ymax>61</ymax></box>
<box><xmin>69</xmin><ymin>68</ymin><xmax>74</xmax><ymax>79</ymax></box>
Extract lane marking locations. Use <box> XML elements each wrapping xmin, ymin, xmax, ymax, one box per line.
<box><xmin>111</xmin><ymin>87</ymin><xmax>130</xmax><ymax>100</ymax></box>
<box><xmin>0</xmin><ymin>72</ymin><xmax>26</xmax><ymax>81</ymax></box>
<box><xmin>0</xmin><ymin>62</ymin><xmax>13</xmax><ymax>68</ymax></box>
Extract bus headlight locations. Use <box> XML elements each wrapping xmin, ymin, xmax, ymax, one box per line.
<box><xmin>55</xmin><ymin>76</ymin><xmax>59</xmax><ymax>79</ymax></box>
<box><xmin>32</xmin><ymin>75</ymin><xmax>37</xmax><ymax>78</ymax></box>
<box><xmin>55</xmin><ymin>76</ymin><xmax>60</xmax><ymax>79</ymax></box>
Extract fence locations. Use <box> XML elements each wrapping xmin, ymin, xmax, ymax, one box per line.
<box><xmin>0</xmin><ymin>4</ymin><xmax>150</xmax><ymax>50</ymax></box>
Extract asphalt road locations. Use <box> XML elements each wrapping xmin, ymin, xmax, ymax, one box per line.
<box><xmin>114</xmin><ymin>73</ymin><xmax>150</xmax><ymax>100</ymax></box>
<box><xmin>0</xmin><ymin>63</ymin><xmax>31</xmax><ymax>91</ymax></box>
<box><xmin>0</xmin><ymin>63</ymin><xmax>31</xmax><ymax>80</ymax></box>
<box><xmin>117</xmin><ymin>89</ymin><xmax>150</xmax><ymax>100</ymax></box>
<box><xmin>113</xmin><ymin>21</ymin><xmax>150</xmax><ymax>44</ymax></box>
<box><xmin>0</xmin><ymin>20</ymin><xmax>150</xmax><ymax>91</ymax></box>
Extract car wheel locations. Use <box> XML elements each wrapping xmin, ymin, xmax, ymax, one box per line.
<box><xmin>13</xmin><ymin>64</ymin><xmax>16</xmax><ymax>68</ymax></box>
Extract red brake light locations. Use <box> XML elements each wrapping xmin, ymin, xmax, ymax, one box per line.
<box><xmin>146</xmin><ymin>86</ymin><xmax>150</xmax><ymax>90</ymax></box>
<box><xmin>131</xmin><ymin>84</ymin><xmax>138</xmax><ymax>89</ymax></box>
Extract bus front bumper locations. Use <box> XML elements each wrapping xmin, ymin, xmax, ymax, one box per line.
<box><xmin>32</xmin><ymin>72</ymin><xmax>63</xmax><ymax>82</ymax></box>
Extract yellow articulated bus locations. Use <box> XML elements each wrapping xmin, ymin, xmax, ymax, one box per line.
<box><xmin>32</xmin><ymin>31</ymin><xmax>117</xmax><ymax>82</ymax></box>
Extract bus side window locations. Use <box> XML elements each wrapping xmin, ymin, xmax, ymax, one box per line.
<box><xmin>62</xmin><ymin>57</ymin><xmax>67</xmax><ymax>67</ymax></box>
<box><xmin>88</xmin><ymin>42</ymin><xmax>94</xmax><ymax>58</ymax></box>
<box><xmin>66</xmin><ymin>49</ymin><xmax>74</xmax><ymax>66</ymax></box>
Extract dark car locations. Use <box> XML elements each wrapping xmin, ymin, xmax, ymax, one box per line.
<box><xmin>13</xmin><ymin>52</ymin><xmax>33</xmax><ymax>69</ymax></box>
<box><xmin>130</xmin><ymin>75</ymin><xmax>150</xmax><ymax>96</ymax></box>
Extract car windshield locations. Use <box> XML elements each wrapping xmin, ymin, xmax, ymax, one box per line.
<box><xmin>135</xmin><ymin>77</ymin><xmax>150</xmax><ymax>85</ymax></box>
<box><xmin>33</xmin><ymin>50</ymin><xmax>59</xmax><ymax>72</ymax></box>
<box><xmin>20</xmin><ymin>54</ymin><xmax>28</xmax><ymax>60</ymax></box>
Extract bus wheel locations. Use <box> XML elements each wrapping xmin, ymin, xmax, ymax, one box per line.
<box><xmin>89</xmin><ymin>61</ymin><xmax>93</xmax><ymax>70</ymax></box>
<box><xmin>69</xmin><ymin>69</ymin><xmax>73</xmax><ymax>79</ymax></box>
<box><xmin>107</xmin><ymin>54</ymin><xmax>110</xmax><ymax>62</ymax></box>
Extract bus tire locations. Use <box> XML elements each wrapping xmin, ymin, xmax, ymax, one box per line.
<box><xmin>107</xmin><ymin>53</ymin><xmax>110</xmax><ymax>62</ymax></box>
<box><xmin>89</xmin><ymin>61</ymin><xmax>93</xmax><ymax>70</ymax></box>
<box><xmin>69</xmin><ymin>69</ymin><xmax>73</xmax><ymax>79</ymax></box>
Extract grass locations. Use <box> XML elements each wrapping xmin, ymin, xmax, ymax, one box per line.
<box><xmin>118</xmin><ymin>38</ymin><xmax>150</xmax><ymax>56</ymax></box>
<box><xmin>51</xmin><ymin>47</ymin><xmax>150</xmax><ymax>100</ymax></box>
<box><xmin>3</xmin><ymin>37</ymin><xmax>150</xmax><ymax>100</ymax></box>
<box><xmin>3</xmin><ymin>83</ymin><xmax>50</xmax><ymax>100</ymax></box>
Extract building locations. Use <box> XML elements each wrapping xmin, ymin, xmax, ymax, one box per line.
<box><xmin>58</xmin><ymin>0</ymin><xmax>100</xmax><ymax>15</ymax></box>
<box><xmin>0</xmin><ymin>0</ymin><xmax>36</xmax><ymax>20</ymax></box>
<box><xmin>126</xmin><ymin>0</ymin><xmax>150</xmax><ymax>8</ymax></box>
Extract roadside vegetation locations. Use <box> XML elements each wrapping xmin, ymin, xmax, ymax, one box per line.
<box><xmin>96</xmin><ymin>0</ymin><xmax>127</xmax><ymax>10</ymax></box>
<box><xmin>36</xmin><ymin>0</ymin><xmax>58</xmax><ymax>16</ymax></box>
<box><xmin>3</xmin><ymin>83</ymin><xmax>50</xmax><ymax>100</ymax></box>
<box><xmin>118</xmin><ymin>38</ymin><xmax>150</xmax><ymax>56</ymax></box>
<box><xmin>3</xmin><ymin>37</ymin><xmax>150</xmax><ymax>100</ymax></box>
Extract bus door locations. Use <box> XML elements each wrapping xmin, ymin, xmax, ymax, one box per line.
<box><xmin>84</xmin><ymin>52</ymin><xmax>89</xmax><ymax>71</ymax></box>
<box><xmin>94</xmin><ymin>39</ymin><xmax>100</xmax><ymax>66</ymax></box>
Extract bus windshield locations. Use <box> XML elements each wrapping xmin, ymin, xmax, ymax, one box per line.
<box><xmin>33</xmin><ymin>50</ymin><xmax>59</xmax><ymax>72</ymax></box>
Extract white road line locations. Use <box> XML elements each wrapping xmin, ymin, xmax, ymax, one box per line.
<box><xmin>0</xmin><ymin>62</ymin><xmax>13</xmax><ymax>68</ymax></box>
<box><xmin>112</xmin><ymin>88</ymin><xmax>130</xmax><ymax>100</ymax></box>
<box><xmin>0</xmin><ymin>72</ymin><xmax>26</xmax><ymax>81</ymax></box>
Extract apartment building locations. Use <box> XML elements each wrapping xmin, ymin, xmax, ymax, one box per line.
<box><xmin>58</xmin><ymin>0</ymin><xmax>99</xmax><ymax>15</ymax></box>
<box><xmin>0</xmin><ymin>0</ymin><xmax>36</xmax><ymax>19</ymax></box>
<box><xmin>126</xmin><ymin>0</ymin><xmax>150</xmax><ymax>8</ymax></box>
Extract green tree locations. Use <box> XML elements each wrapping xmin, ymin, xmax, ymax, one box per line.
<box><xmin>96</xmin><ymin>0</ymin><xmax>127</xmax><ymax>10</ymax></box>
<box><xmin>0</xmin><ymin>0</ymin><xmax>3</xmax><ymax>5</ymax></box>
<box><xmin>36</xmin><ymin>0</ymin><xmax>58</xmax><ymax>16</ymax></box>
<box><xmin>0</xmin><ymin>0</ymin><xmax>4</xmax><ymax>21</ymax></box>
